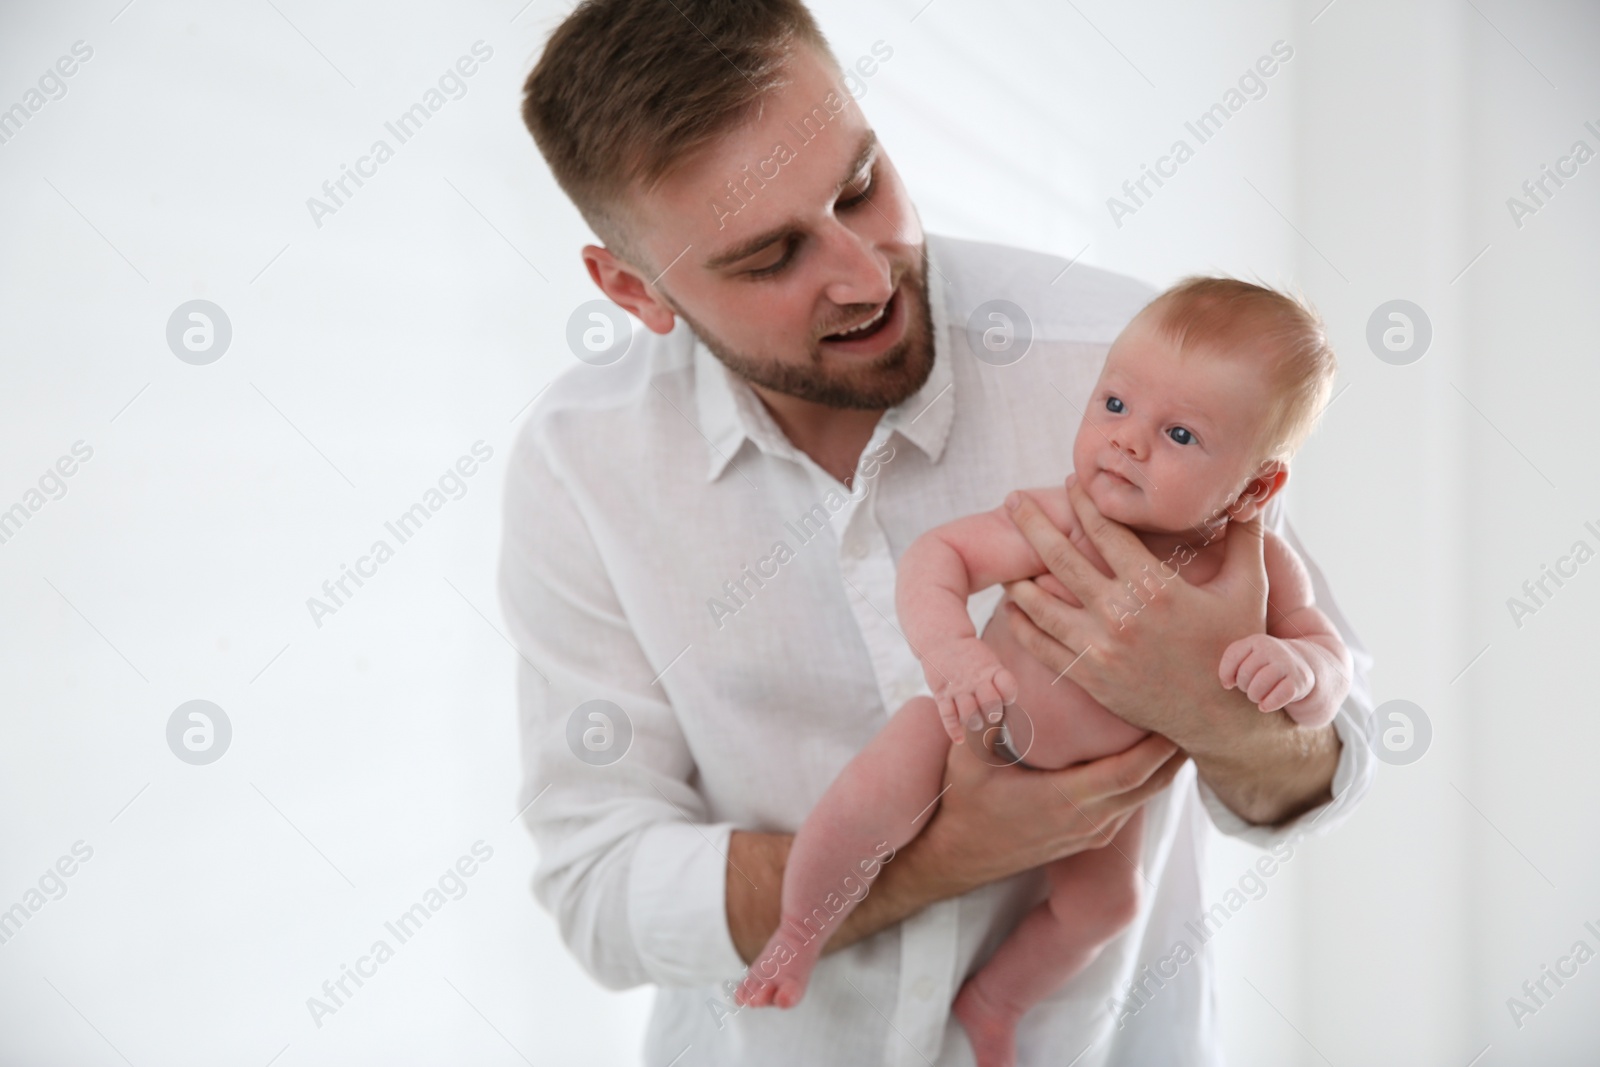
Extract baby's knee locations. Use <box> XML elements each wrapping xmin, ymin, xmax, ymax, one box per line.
<box><xmin>1053</xmin><ymin>864</ymin><xmax>1142</xmax><ymax>933</ymax></box>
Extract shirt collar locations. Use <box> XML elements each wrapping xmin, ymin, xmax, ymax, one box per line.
<box><xmin>694</xmin><ymin>238</ymin><xmax>956</xmax><ymax>482</ymax></box>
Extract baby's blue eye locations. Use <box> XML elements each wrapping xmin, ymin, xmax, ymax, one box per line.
<box><xmin>1105</xmin><ymin>397</ymin><xmax>1124</xmax><ymax>413</ymax></box>
<box><xmin>1168</xmin><ymin>426</ymin><xmax>1194</xmax><ymax>445</ymax></box>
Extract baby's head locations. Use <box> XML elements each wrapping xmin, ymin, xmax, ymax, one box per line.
<box><xmin>1072</xmin><ymin>277</ymin><xmax>1337</xmax><ymax>537</ymax></box>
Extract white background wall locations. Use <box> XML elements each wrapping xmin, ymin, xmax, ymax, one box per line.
<box><xmin>1</xmin><ymin>0</ymin><xmax>1595</xmax><ymax>1064</ymax></box>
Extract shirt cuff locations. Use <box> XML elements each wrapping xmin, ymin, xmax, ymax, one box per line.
<box><xmin>627</xmin><ymin>820</ymin><xmax>747</xmax><ymax>987</ymax></box>
<box><xmin>1197</xmin><ymin>700</ymin><xmax>1374</xmax><ymax>849</ymax></box>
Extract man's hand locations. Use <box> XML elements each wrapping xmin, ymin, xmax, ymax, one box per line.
<box><xmin>726</xmin><ymin>731</ymin><xmax>1186</xmax><ymax>963</ymax></box>
<box><xmin>999</xmin><ymin>481</ymin><xmax>1339</xmax><ymax>826</ymax></box>
<box><xmin>908</xmin><ymin>728</ymin><xmax>1185</xmax><ymax>893</ymax></box>
<box><xmin>1000</xmin><ymin>481</ymin><xmax>1267</xmax><ymax>750</ymax></box>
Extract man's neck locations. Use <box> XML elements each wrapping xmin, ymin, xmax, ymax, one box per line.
<box><xmin>749</xmin><ymin>382</ymin><xmax>883</xmax><ymax>488</ymax></box>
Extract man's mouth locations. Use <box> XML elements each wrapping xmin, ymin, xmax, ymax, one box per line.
<box><xmin>822</xmin><ymin>292</ymin><xmax>896</xmax><ymax>344</ymax></box>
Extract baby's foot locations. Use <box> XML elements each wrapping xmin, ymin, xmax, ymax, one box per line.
<box><xmin>953</xmin><ymin>978</ymin><xmax>1022</xmax><ymax>1067</ymax></box>
<box><xmin>734</xmin><ymin>930</ymin><xmax>821</xmax><ymax>1009</ymax></box>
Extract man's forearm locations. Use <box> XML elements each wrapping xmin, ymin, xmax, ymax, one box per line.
<box><xmin>1184</xmin><ymin>693</ymin><xmax>1342</xmax><ymax>826</ymax></box>
<box><xmin>726</xmin><ymin>828</ymin><xmax>954</xmax><ymax>965</ymax></box>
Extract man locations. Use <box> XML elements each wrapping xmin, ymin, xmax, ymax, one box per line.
<box><xmin>500</xmin><ymin>2</ymin><xmax>1374</xmax><ymax>1064</ymax></box>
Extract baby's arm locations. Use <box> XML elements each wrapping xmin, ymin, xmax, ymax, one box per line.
<box><xmin>1218</xmin><ymin>530</ymin><xmax>1353</xmax><ymax>727</ymax></box>
<box><xmin>897</xmin><ymin>485</ymin><xmax>1091</xmax><ymax>742</ymax></box>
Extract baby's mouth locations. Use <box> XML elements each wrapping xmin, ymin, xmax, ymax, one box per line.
<box><xmin>1099</xmin><ymin>465</ymin><xmax>1138</xmax><ymax>488</ymax></box>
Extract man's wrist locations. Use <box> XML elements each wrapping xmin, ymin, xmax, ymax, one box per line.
<box><xmin>825</xmin><ymin>826</ymin><xmax>955</xmax><ymax>954</ymax></box>
<box><xmin>1190</xmin><ymin>714</ymin><xmax>1340</xmax><ymax>827</ymax></box>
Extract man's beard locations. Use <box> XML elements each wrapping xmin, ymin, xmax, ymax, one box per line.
<box><xmin>673</xmin><ymin>250</ymin><xmax>936</xmax><ymax>411</ymax></box>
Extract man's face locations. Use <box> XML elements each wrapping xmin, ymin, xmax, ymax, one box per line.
<box><xmin>623</xmin><ymin>47</ymin><xmax>933</xmax><ymax>410</ymax></box>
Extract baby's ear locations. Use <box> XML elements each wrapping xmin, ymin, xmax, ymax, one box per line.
<box><xmin>1227</xmin><ymin>462</ymin><xmax>1289</xmax><ymax>523</ymax></box>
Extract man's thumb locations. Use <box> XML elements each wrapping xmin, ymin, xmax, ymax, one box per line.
<box><xmin>1223</xmin><ymin>513</ymin><xmax>1267</xmax><ymax>581</ymax></box>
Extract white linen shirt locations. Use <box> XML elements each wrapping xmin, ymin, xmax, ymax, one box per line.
<box><xmin>498</xmin><ymin>234</ymin><xmax>1376</xmax><ymax>1067</ymax></box>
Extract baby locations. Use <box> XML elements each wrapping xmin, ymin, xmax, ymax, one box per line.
<box><xmin>734</xmin><ymin>277</ymin><xmax>1354</xmax><ymax>1067</ymax></box>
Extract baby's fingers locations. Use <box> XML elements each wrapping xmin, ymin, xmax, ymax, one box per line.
<box><xmin>974</xmin><ymin>679</ymin><xmax>1005</xmax><ymax>723</ymax></box>
<box><xmin>1218</xmin><ymin>640</ymin><xmax>1253</xmax><ymax>687</ymax></box>
<box><xmin>937</xmin><ymin>697</ymin><xmax>964</xmax><ymax>744</ymax></box>
<box><xmin>1258</xmin><ymin>677</ymin><xmax>1299</xmax><ymax>712</ymax></box>
<box><xmin>956</xmin><ymin>692</ymin><xmax>981</xmax><ymax>733</ymax></box>
<box><xmin>1245</xmin><ymin>665</ymin><xmax>1284</xmax><ymax>705</ymax></box>
<box><xmin>994</xmin><ymin>667</ymin><xmax>1019</xmax><ymax>706</ymax></box>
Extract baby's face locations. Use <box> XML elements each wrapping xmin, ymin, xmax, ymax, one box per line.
<box><xmin>1072</xmin><ymin>317</ymin><xmax>1279</xmax><ymax>535</ymax></box>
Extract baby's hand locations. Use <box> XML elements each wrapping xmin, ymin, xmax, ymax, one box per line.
<box><xmin>922</xmin><ymin>640</ymin><xmax>1018</xmax><ymax>744</ymax></box>
<box><xmin>1219</xmin><ymin>634</ymin><xmax>1314</xmax><ymax>713</ymax></box>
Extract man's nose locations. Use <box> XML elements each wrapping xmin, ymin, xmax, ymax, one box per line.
<box><xmin>820</xmin><ymin>223</ymin><xmax>893</xmax><ymax>308</ymax></box>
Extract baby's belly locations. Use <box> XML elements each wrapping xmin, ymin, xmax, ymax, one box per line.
<box><xmin>979</xmin><ymin>594</ymin><xmax>1148</xmax><ymax>769</ymax></box>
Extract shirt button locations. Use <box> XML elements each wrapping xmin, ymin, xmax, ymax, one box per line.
<box><xmin>843</xmin><ymin>533</ymin><xmax>869</xmax><ymax>559</ymax></box>
<box><xmin>911</xmin><ymin>976</ymin><xmax>935</xmax><ymax>1000</ymax></box>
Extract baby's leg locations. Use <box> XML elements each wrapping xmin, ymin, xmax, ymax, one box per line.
<box><xmin>954</xmin><ymin>809</ymin><xmax>1146</xmax><ymax>1067</ymax></box>
<box><xmin>736</xmin><ymin>695</ymin><xmax>952</xmax><ymax>1009</ymax></box>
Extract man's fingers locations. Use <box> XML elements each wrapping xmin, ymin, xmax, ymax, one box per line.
<box><xmin>1115</xmin><ymin>749</ymin><xmax>1189</xmax><ymax>808</ymax></box>
<box><xmin>1003</xmin><ymin>581</ymin><xmax>1090</xmax><ymax>663</ymax></box>
<box><xmin>1005</xmin><ymin>490</ymin><xmax>1110</xmax><ymax>603</ymax></box>
<box><xmin>1220</xmin><ymin>510</ymin><xmax>1268</xmax><ymax>587</ymax></box>
<box><xmin>1059</xmin><ymin>732</ymin><xmax>1180</xmax><ymax>800</ymax></box>
<box><xmin>1065</xmin><ymin>478</ymin><xmax>1161</xmax><ymax>583</ymax></box>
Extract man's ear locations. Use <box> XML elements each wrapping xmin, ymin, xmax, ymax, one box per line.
<box><xmin>1227</xmin><ymin>461</ymin><xmax>1289</xmax><ymax>523</ymax></box>
<box><xmin>582</xmin><ymin>245</ymin><xmax>678</xmax><ymax>335</ymax></box>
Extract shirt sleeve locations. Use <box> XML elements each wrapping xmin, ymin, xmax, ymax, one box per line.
<box><xmin>1196</xmin><ymin>502</ymin><xmax>1377</xmax><ymax>846</ymax></box>
<box><xmin>498</xmin><ymin>425</ymin><xmax>746</xmax><ymax>990</ymax></box>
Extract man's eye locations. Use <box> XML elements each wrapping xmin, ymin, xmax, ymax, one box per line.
<box><xmin>746</xmin><ymin>239</ymin><xmax>796</xmax><ymax>277</ymax></box>
<box><xmin>1168</xmin><ymin>426</ymin><xmax>1194</xmax><ymax>445</ymax></box>
<box><xmin>1105</xmin><ymin>397</ymin><xmax>1124</xmax><ymax>413</ymax></box>
<box><xmin>839</xmin><ymin>170</ymin><xmax>874</xmax><ymax>209</ymax></box>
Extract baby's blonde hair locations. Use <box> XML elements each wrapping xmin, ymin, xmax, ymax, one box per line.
<box><xmin>1136</xmin><ymin>276</ymin><xmax>1338</xmax><ymax>461</ymax></box>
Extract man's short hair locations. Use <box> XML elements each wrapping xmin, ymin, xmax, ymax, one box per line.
<box><xmin>522</xmin><ymin>0</ymin><xmax>834</xmax><ymax>257</ymax></box>
<box><xmin>1138</xmin><ymin>277</ymin><xmax>1339</xmax><ymax>461</ymax></box>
